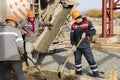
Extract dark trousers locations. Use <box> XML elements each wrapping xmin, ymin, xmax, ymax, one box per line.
<box><xmin>0</xmin><ymin>60</ymin><xmax>25</xmax><ymax>80</ymax></box>
<box><xmin>74</xmin><ymin>48</ymin><xmax>99</xmax><ymax>77</ymax></box>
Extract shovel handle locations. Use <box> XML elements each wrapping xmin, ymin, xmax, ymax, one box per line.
<box><xmin>26</xmin><ymin>56</ymin><xmax>48</xmax><ymax>80</ymax></box>
<box><xmin>60</xmin><ymin>38</ymin><xmax>83</xmax><ymax>72</ymax></box>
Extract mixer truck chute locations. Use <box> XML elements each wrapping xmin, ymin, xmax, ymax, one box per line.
<box><xmin>33</xmin><ymin>0</ymin><xmax>79</xmax><ymax>53</ymax></box>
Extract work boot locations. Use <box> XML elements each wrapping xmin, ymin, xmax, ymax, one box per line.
<box><xmin>76</xmin><ymin>71</ymin><xmax>82</xmax><ymax>75</ymax></box>
<box><xmin>93</xmin><ymin>71</ymin><xmax>100</xmax><ymax>77</ymax></box>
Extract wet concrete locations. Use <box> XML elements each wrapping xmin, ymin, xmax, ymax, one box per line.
<box><xmin>24</xmin><ymin>70</ymin><xmax>106</xmax><ymax>80</ymax></box>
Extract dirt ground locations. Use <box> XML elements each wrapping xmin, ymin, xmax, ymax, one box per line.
<box><xmin>23</xmin><ymin>68</ymin><xmax>107</xmax><ymax>80</ymax></box>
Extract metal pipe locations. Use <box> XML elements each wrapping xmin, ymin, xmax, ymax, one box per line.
<box><xmin>109</xmin><ymin>0</ymin><xmax>114</xmax><ymax>35</ymax></box>
<box><xmin>102</xmin><ymin>0</ymin><xmax>107</xmax><ymax>37</ymax></box>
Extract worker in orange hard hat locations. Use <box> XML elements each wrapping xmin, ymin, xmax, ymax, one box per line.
<box><xmin>72</xmin><ymin>10</ymin><xmax>81</xmax><ymax>20</ymax></box>
<box><xmin>27</xmin><ymin>10</ymin><xmax>35</xmax><ymax>23</ymax></box>
<box><xmin>0</xmin><ymin>15</ymin><xmax>25</xmax><ymax>80</ymax></box>
<box><xmin>5</xmin><ymin>16</ymin><xmax>18</xmax><ymax>26</ymax></box>
<box><xmin>70</xmin><ymin>10</ymin><xmax>100</xmax><ymax>77</ymax></box>
<box><xmin>18</xmin><ymin>10</ymin><xmax>54</xmax><ymax>67</ymax></box>
<box><xmin>28</xmin><ymin>10</ymin><xmax>35</xmax><ymax>18</ymax></box>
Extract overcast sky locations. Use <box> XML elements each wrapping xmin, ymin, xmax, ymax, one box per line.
<box><xmin>77</xmin><ymin>0</ymin><xmax>102</xmax><ymax>11</ymax></box>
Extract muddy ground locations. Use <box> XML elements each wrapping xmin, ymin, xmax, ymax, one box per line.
<box><xmin>23</xmin><ymin>69</ymin><xmax>106</xmax><ymax>80</ymax></box>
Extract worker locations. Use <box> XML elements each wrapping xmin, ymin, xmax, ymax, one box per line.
<box><xmin>0</xmin><ymin>16</ymin><xmax>25</xmax><ymax>80</ymax></box>
<box><xmin>18</xmin><ymin>10</ymin><xmax>54</xmax><ymax>66</ymax></box>
<box><xmin>70</xmin><ymin>10</ymin><xmax>100</xmax><ymax>77</ymax></box>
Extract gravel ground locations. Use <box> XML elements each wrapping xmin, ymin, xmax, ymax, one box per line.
<box><xmin>34</xmin><ymin>18</ymin><xmax>120</xmax><ymax>80</ymax></box>
<box><xmin>37</xmin><ymin>48</ymin><xmax>120</xmax><ymax>80</ymax></box>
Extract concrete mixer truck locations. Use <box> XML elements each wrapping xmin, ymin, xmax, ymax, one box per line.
<box><xmin>0</xmin><ymin>0</ymin><xmax>79</xmax><ymax>63</ymax></box>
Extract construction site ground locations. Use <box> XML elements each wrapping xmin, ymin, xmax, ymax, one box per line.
<box><xmin>35</xmin><ymin>49</ymin><xmax>119</xmax><ymax>79</ymax></box>
<box><xmin>21</xmin><ymin>18</ymin><xmax>120</xmax><ymax>80</ymax></box>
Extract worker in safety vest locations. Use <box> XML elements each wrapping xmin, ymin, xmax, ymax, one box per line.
<box><xmin>70</xmin><ymin>10</ymin><xmax>100</xmax><ymax>77</ymax></box>
<box><xmin>18</xmin><ymin>10</ymin><xmax>54</xmax><ymax>66</ymax></box>
<box><xmin>0</xmin><ymin>16</ymin><xmax>25</xmax><ymax>80</ymax></box>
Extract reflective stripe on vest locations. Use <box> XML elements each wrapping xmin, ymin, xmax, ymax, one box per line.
<box><xmin>72</xmin><ymin>20</ymin><xmax>89</xmax><ymax>31</ymax></box>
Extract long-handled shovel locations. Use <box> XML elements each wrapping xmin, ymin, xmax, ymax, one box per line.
<box><xmin>26</xmin><ymin>56</ymin><xmax>48</xmax><ymax>80</ymax></box>
<box><xmin>58</xmin><ymin>38</ymin><xmax>83</xmax><ymax>79</ymax></box>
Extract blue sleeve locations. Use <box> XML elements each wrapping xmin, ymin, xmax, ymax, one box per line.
<box><xmin>86</xmin><ymin>21</ymin><xmax>96</xmax><ymax>36</ymax></box>
<box><xmin>70</xmin><ymin>26</ymin><xmax>75</xmax><ymax>45</ymax></box>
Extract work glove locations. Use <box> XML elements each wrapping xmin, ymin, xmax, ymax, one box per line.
<box><xmin>39</xmin><ymin>26</ymin><xmax>44</xmax><ymax>30</ymax></box>
<box><xmin>20</xmin><ymin>53</ymin><xmax>27</xmax><ymax>61</ymax></box>
<box><xmin>48</xmin><ymin>23</ymin><xmax>54</xmax><ymax>30</ymax></box>
<box><xmin>24</xmin><ymin>31</ymin><xmax>28</xmax><ymax>36</ymax></box>
<box><xmin>82</xmin><ymin>32</ymin><xmax>86</xmax><ymax>39</ymax></box>
<box><xmin>49</xmin><ymin>23</ymin><xmax>54</xmax><ymax>27</ymax></box>
<box><xmin>72</xmin><ymin>45</ymin><xmax>76</xmax><ymax>51</ymax></box>
<box><xmin>83</xmin><ymin>32</ymin><xmax>91</xmax><ymax>41</ymax></box>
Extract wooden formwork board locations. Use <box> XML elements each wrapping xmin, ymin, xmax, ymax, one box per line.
<box><xmin>110</xmin><ymin>70</ymin><xmax>117</xmax><ymax>80</ymax></box>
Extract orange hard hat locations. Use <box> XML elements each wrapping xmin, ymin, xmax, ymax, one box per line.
<box><xmin>28</xmin><ymin>10</ymin><xmax>35</xmax><ymax>18</ymax></box>
<box><xmin>5</xmin><ymin>16</ymin><xmax>18</xmax><ymax>24</ymax></box>
<box><xmin>72</xmin><ymin>10</ymin><xmax>81</xmax><ymax>20</ymax></box>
